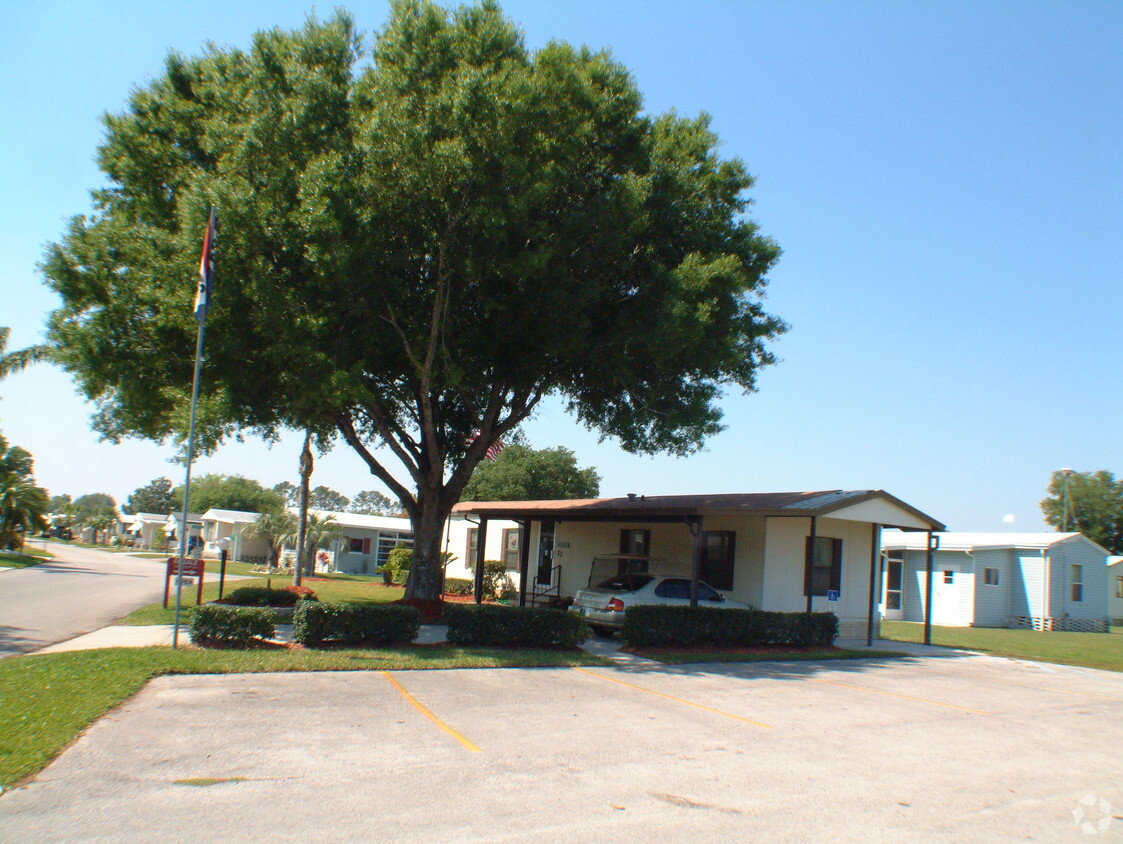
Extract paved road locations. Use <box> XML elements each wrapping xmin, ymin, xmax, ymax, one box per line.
<box><xmin>0</xmin><ymin>543</ymin><xmax>169</xmax><ymax>656</ymax></box>
<box><xmin>2</xmin><ymin>652</ymin><xmax>1120</xmax><ymax>841</ymax></box>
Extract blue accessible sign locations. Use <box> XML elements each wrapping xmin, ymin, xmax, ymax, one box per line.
<box><xmin>826</xmin><ymin>589</ymin><xmax>840</xmax><ymax>602</ymax></box>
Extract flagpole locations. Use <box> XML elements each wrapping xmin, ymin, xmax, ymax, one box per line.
<box><xmin>172</xmin><ymin>318</ymin><xmax>206</xmax><ymax>649</ymax></box>
<box><xmin>173</xmin><ymin>205</ymin><xmax>217</xmax><ymax>650</ymax></box>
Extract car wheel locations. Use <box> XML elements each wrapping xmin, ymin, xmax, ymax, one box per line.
<box><xmin>591</xmin><ymin>625</ymin><xmax>617</xmax><ymax>639</ymax></box>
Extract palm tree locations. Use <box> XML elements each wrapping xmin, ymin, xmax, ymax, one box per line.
<box><xmin>243</xmin><ymin>511</ymin><xmax>297</xmax><ymax>568</ymax></box>
<box><xmin>300</xmin><ymin>513</ymin><xmax>341</xmax><ymax>576</ymax></box>
<box><xmin>86</xmin><ymin>514</ymin><xmax>114</xmax><ymax>545</ymax></box>
<box><xmin>0</xmin><ymin>434</ymin><xmax>49</xmax><ymax>550</ymax></box>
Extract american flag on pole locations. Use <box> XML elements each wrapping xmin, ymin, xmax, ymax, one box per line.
<box><xmin>193</xmin><ymin>206</ymin><xmax>217</xmax><ymax>323</ymax></box>
<box><xmin>466</xmin><ymin>430</ymin><xmax>505</xmax><ymax>461</ymax></box>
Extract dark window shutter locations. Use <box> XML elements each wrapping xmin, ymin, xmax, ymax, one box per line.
<box><xmin>830</xmin><ymin>538</ymin><xmax>843</xmax><ymax>593</ymax></box>
<box><xmin>362</xmin><ymin>537</ymin><xmax>371</xmax><ymax>555</ymax></box>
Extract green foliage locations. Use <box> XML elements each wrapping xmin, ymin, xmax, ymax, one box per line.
<box><xmin>621</xmin><ymin>607</ymin><xmax>839</xmax><ymax>649</ymax></box>
<box><xmin>443</xmin><ymin>577</ymin><xmax>474</xmax><ymax>596</ymax></box>
<box><xmin>461</xmin><ymin>445</ymin><xmax>600</xmax><ymax>502</ymax></box>
<box><xmin>72</xmin><ymin>493</ymin><xmax>117</xmax><ymax>522</ymax></box>
<box><xmin>293</xmin><ymin>602</ymin><xmax>420</xmax><ymax>646</ymax></box>
<box><xmin>39</xmin><ymin>2</ymin><xmax>783</xmax><ymax>602</ymax></box>
<box><xmin>1041</xmin><ymin>469</ymin><xmax>1123</xmax><ymax>554</ymax></box>
<box><xmin>242</xmin><ymin>510</ymin><xmax>297</xmax><ymax>566</ymax></box>
<box><xmin>174</xmin><ymin>473</ymin><xmax>284</xmax><ymax>515</ymax></box>
<box><xmin>222</xmin><ymin>585</ymin><xmax>301</xmax><ymax>607</ymax></box>
<box><xmin>481</xmin><ymin>560</ymin><xmax>509</xmax><ymax>597</ymax></box>
<box><xmin>350</xmin><ymin>490</ymin><xmax>400</xmax><ymax>516</ymax></box>
<box><xmin>387</xmin><ymin>545</ymin><xmax>412</xmax><ymax>572</ymax></box>
<box><xmin>445</xmin><ymin>604</ymin><xmax>590</xmax><ymax>647</ymax></box>
<box><xmin>124</xmin><ymin>477</ymin><xmax>175</xmax><ymax>515</ymax></box>
<box><xmin>189</xmin><ymin>605</ymin><xmax>275</xmax><ymax>646</ymax></box>
<box><xmin>309</xmin><ymin>485</ymin><xmax>349</xmax><ymax>511</ymax></box>
<box><xmin>272</xmin><ymin>481</ymin><xmax>299</xmax><ymax>508</ymax></box>
<box><xmin>0</xmin><ymin>434</ymin><xmax>50</xmax><ymax>550</ymax></box>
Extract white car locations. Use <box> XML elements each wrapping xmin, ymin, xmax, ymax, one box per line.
<box><xmin>571</xmin><ymin>572</ymin><xmax>748</xmax><ymax>637</ymax></box>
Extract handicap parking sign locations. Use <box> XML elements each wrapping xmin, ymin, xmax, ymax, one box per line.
<box><xmin>826</xmin><ymin>589</ymin><xmax>839</xmax><ymax>602</ymax></box>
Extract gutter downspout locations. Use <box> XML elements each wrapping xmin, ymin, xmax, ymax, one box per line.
<box><xmin>1041</xmin><ymin>548</ymin><xmax>1050</xmax><ymax>631</ymax></box>
<box><xmin>806</xmin><ymin>516</ymin><xmax>818</xmax><ymax>615</ymax></box>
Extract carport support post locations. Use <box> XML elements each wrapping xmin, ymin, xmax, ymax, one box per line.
<box><xmin>473</xmin><ymin>518</ymin><xmax>488</xmax><ymax>604</ymax></box>
<box><xmin>923</xmin><ymin>529</ymin><xmax>935</xmax><ymax>645</ymax></box>
<box><xmin>866</xmin><ymin>524</ymin><xmax>880</xmax><ymax>647</ymax></box>
<box><xmin>688</xmin><ymin>518</ymin><xmax>704</xmax><ymax>608</ymax></box>
<box><xmin>517</xmin><ymin>520</ymin><xmax>531</xmax><ymax>607</ymax></box>
<box><xmin>805</xmin><ymin>516</ymin><xmax>818</xmax><ymax>615</ymax></box>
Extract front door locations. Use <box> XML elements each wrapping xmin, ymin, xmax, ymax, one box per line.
<box><xmin>882</xmin><ymin>552</ymin><xmax>905</xmax><ymax>620</ymax></box>
<box><xmin>537</xmin><ymin>522</ymin><xmax>555</xmax><ymax>586</ymax></box>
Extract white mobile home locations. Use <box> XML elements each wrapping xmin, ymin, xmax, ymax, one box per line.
<box><xmin>310</xmin><ymin>510</ymin><xmax>414</xmax><ymax>575</ymax></box>
<box><xmin>454</xmin><ymin>490</ymin><xmax>944</xmax><ymax>640</ymax></box>
<box><xmin>879</xmin><ymin>531</ymin><xmax>1111</xmax><ymax>631</ymax></box>
<box><xmin>1108</xmin><ymin>557</ymin><xmax>1123</xmax><ymax>625</ymax></box>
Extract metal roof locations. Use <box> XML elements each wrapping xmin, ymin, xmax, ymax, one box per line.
<box><xmin>453</xmin><ymin>489</ymin><xmax>944</xmax><ymax>530</ymax></box>
<box><xmin>880</xmin><ymin>530</ymin><xmax>1107</xmax><ymax>553</ymax></box>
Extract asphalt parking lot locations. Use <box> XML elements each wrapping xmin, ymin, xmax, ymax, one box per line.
<box><xmin>2</xmin><ymin>652</ymin><xmax>1121</xmax><ymax>842</ymax></box>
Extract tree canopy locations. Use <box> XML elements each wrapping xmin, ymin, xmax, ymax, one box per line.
<box><xmin>72</xmin><ymin>493</ymin><xmax>118</xmax><ymax>523</ymax></box>
<box><xmin>462</xmin><ymin>445</ymin><xmax>599</xmax><ymax>502</ymax></box>
<box><xmin>174</xmin><ymin>473</ymin><xmax>283</xmax><ymax>515</ymax></box>
<box><xmin>124</xmin><ymin>476</ymin><xmax>175</xmax><ymax>514</ymax></box>
<box><xmin>350</xmin><ymin>489</ymin><xmax>401</xmax><ymax>517</ymax></box>
<box><xmin>1041</xmin><ymin>470</ymin><xmax>1122</xmax><ymax>554</ymax></box>
<box><xmin>310</xmin><ymin>485</ymin><xmax>350</xmax><ymax>511</ymax></box>
<box><xmin>36</xmin><ymin>1</ymin><xmax>784</xmax><ymax>600</ymax></box>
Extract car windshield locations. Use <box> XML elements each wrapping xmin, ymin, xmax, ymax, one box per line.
<box><xmin>595</xmin><ymin>573</ymin><xmax>654</xmax><ymax>592</ymax></box>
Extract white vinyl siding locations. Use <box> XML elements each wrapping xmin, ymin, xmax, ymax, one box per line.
<box><xmin>973</xmin><ymin>548</ymin><xmax>1013</xmax><ymax>627</ymax></box>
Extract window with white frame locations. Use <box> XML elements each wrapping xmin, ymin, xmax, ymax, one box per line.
<box><xmin>983</xmin><ymin>568</ymin><xmax>1000</xmax><ymax>586</ymax></box>
<box><xmin>1116</xmin><ymin>575</ymin><xmax>1123</xmax><ymax>600</ymax></box>
<box><xmin>1070</xmin><ymin>564</ymin><xmax>1083</xmax><ymax>602</ymax></box>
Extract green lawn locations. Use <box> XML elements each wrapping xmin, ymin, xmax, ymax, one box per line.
<box><xmin>880</xmin><ymin>620</ymin><xmax>1123</xmax><ymax>672</ymax></box>
<box><xmin>0</xmin><ymin>546</ymin><xmax>53</xmax><ymax>569</ymax></box>
<box><xmin>119</xmin><ymin>570</ymin><xmax>405</xmax><ymax>625</ymax></box>
<box><xmin>0</xmin><ymin>643</ymin><xmax>607</xmax><ymax>790</ymax></box>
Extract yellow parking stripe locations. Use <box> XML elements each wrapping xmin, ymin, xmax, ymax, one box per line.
<box><xmin>809</xmin><ymin>678</ymin><xmax>990</xmax><ymax>715</ymax></box>
<box><xmin>572</xmin><ymin>667</ymin><xmax>772</xmax><ymax>729</ymax></box>
<box><xmin>381</xmin><ymin>672</ymin><xmax>481</xmax><ymax>752</ymax></box>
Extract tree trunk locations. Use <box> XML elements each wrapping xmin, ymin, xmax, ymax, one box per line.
<box><xmin>403</xmin><ymin>492</ymin><xmax>452</xmax><ymax>602</ymax></box>
<box><xmin>294</xmin><ymin>431</ymin><xmax>313</xmax><ymax>587</ymax></box>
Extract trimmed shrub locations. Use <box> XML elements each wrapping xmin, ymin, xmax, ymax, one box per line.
<box><xmin>386</xmin><ymin>545</ymin><xmax>412</xmax><ymax>572</ymax></box>
<box><xmin>481</xmin><ymin>560</ymin><xmax>508</xmax><ymax>596</ymax></box>
<box><xmin>189</xmin><ymin>605</ymin><xmax>275</xmax><ymax>647</ymax></box>
<box><xmin>223</xmin><ymin>586</ymin><xmax>300</xmax><ymax>607</ymax></box>
<box><xmin>293</xmin><ymin>602</ymin><xmax>420</xmax><ymax>646</ymax></box>
<box><xmin>445</xmin><ymin>604</ymin><xmax>590</xmax><ymax>648</ymax></box>
<box><xmin>443</xmin><ymin>577</ymin><xmax>474</xmax><ymax>596</ymax></box>
<box><xmin>622</xmin><ymin>606</ymin><xmax>839</xmax><ymax>649</ymax></box>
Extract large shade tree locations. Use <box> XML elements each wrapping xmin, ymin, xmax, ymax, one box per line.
<box><xmin>1041</xmin><ymin>470</ymin><xmax>1123</xmax><ymax>554</ymax></box>
<box><xmin>36</xmin><ymin>1</ymin><xmax>784</xmax><ymax>601</ymax></box>
<box><xmin>462</xmin><ymin>445</ymin><xmax>600</xmax><ymax>502</ymax></box>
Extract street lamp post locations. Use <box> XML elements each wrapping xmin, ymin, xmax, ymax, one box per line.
<box><xmin>1060</xmin><ymin>468</ymin><xmax>1075</xmax><ymax>532</ymax></box>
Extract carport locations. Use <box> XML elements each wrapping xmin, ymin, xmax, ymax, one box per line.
<box><xmin>453</xmin><ymin>490</ymin><xmax>946</xmax><ymax>645</ymax></box>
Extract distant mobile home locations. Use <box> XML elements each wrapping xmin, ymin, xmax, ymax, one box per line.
<box><xmin>879</xmin><ymin>531</ymin><xmax>1111</xmax><ymax>631</ymax></box>
<box><xmin>1109</xmin><ymin>556</ymin><xmax>1123</xmax><ymax>625</ymax></box>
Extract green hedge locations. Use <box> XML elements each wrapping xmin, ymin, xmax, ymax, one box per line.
<box><xmin>222</xmin><ymin>586</ymin><xmax>300</xmax><ymax>607</ymax></box>
<box><xmin>293</xmin><ymin>602</ymin><xmax>420</xmax><ymax>646</ymax></box>
<box><xmin>189</xmin><ymin>605</ymin><xmax>276</xmax><ymax>647</ymax></box>
<box><xmin>622</xmin><ymin>606</ymin><xmax>839</xmax><ymax>648</ymax></box>
<box><xmin>445</xmin><ymin>604</ymin><xmax>589</xmax><ymax>648</ymax></box>
<box><xmin>443</xmin><ymin>578</ymin><xmax>474</xmax><ymax>596</ymax></box>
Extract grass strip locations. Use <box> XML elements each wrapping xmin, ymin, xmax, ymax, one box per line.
<box><xmin>0</xmin><ymin>644</ymin><xmax>606</xmax><ymax>789</ymax></box>
<box><xmin>880</xmin><ymin>621</ymin><xmax>1123</xmax><ymax>672</ymax></box>
<box><xmin>632</xmin><ymin>647</ymin><xmax>907</xmax><ymax>665</ymax></box>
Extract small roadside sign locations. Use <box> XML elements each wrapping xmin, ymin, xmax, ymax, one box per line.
<box><xmin>826</xmin><ymin>589</ymin><xmax>840</xmax><ymax>602</ymax></box>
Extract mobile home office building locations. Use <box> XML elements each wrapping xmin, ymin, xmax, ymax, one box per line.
<box><xmin>454</xmin><ymin>489</ymin><xmax>944</xmax><ymax>640</ymax></box>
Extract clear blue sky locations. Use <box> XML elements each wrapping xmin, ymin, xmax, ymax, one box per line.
<box><xmin>2</xmin><ymin>0</ymin><xmax>1120</xmax><ymax>529</ymax></box>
